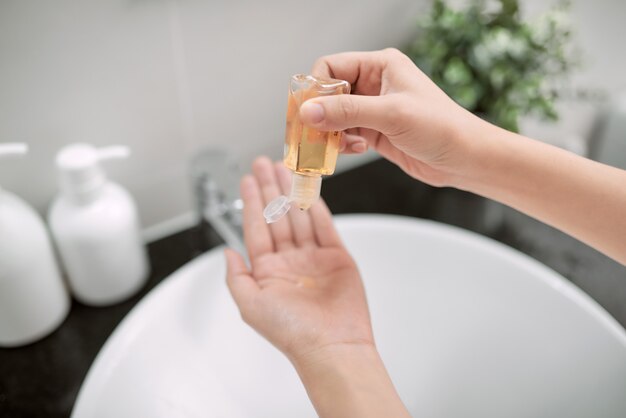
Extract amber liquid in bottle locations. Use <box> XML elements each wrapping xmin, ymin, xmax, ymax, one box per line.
<box><xmin>283</xmin><ymin>75</ymin><xmax>351</xmax><ymax>175</ymax></box>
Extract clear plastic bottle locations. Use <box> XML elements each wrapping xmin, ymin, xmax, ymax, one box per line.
<box><xmin>264</xmin><ymin>74</ymin><xmax>350</xmax><ymax>223</ymax></box>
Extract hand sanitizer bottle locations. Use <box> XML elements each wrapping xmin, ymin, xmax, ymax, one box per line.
<box><xmin>264</xmin><ymin>74</ymin><xmax>350</xmax><ymax>223</ymax></box>
<box><xmin>48</xmin><ymin>143</ymin><xmax>149</xmax><ymax>306</ymax></box>
<box><xmin>0</xmin><ymin>143</ymin><xmax>70</xmax><ymax>347</ymax></box>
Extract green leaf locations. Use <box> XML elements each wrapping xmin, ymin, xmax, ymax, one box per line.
<box><xmin>404</xmin><ymin>0</ymin><xmax>580</xmax><ymax>132</ymax></box>
<box><xmin>443</xmin><ymin>57</ymin><xmax>473</xmax><ymax>85</ymax></box>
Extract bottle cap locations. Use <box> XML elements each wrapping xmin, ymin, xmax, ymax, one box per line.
<box><xmin>263</xmin><ymin>172</ymin><xmax>322</xmax><ymax>224</ymax></box>
<box><xmin>56</xmin><ymin>143</ymin><xmax>130</xmax><ymax>199</ymax></box>
<box><xmin>263</xmin><ymin>195</ymin><xmax>292</xmax><ymax>224</ymax></box>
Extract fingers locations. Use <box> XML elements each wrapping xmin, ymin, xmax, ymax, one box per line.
<box><xmin>365</xmin><ymin>133</ymin><xmax>413</xmax><ymax>169</ymax></box>
<box><xmin>274</xmin><ymin>159</ymin><xmax>343</xmax><ymax>248</ymax></box>
<box><xmin>307</xmin><ymin>48</ymin><xmax>412</xmax><ymax>135</ymax></box>
<box><xmin>309</xmin><ymin>199</ymin><xmax>344</xmax><ymax>248</ymax></box>
<box><xmin>225</xmin><ymin>248</ymin><xmax>259</xmax><ymax>314</ymax></box>
<box><xmin>243</xmin><ymin>157</ymin><xmax>342</xmax><ymax>251</ymax></box>
<box><xmin>310</xmin><ymin>50</ymin><xmax>388</xmax><ymax>93</ymax></box>
<box><xmin>340</xmin><ymin>133</ymin><xmax>368</xmax><ymax>154</ymax></box>
<box><xmin>274</xmin><ymin>162</ymin><xmax>316</xmax><ymax>248</ymax></box>
<box><xmin>299</xmin><ymin>94</ymin><xmax>399</xmax><ymax>134</ymax></box>
<box><xmin>241</xmin><ymin>174</ymin><xmax>274</xmax><ymax>258</ymax></box>
<box><xmin>252</xmin><ymin>157</ymin><xmax>295</xmax><ymax>251</ymax></box>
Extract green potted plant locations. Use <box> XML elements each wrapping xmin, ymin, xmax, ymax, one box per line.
<box><xmin>407</xmin><ymin>0</ymin><xmax>577</xmax><ymax>132</ymax></box>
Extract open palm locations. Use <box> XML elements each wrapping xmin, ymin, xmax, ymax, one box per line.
<box><xmin>225</xmin><ymin>157</ymin><xmax>374</xmax><ymax>363</ymax></box>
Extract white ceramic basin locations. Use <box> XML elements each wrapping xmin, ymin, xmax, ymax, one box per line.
<box><xmin>72</xmin><ymin>215</ymin><xmax>626</xmax><ymax>418</ymax></box>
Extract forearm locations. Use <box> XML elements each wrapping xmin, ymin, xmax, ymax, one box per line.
<box><xmin>292</xmin><ymin>344</ymin><xmax>411</xmax><ymax>418</ymax></box>
<box><xmin>459</xmin><ymin>121</ymin><xmax>626</xmax><ymax>265</ymax></box>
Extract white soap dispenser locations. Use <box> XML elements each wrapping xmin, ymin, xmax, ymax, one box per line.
<box><xmin>48</xmin><ymin>143</ymin><xmax>149</xmax><ymax>306</ymax></box>
<box><xmin>0</xmin><ymin>143</ymin><xmax>70</xmax><ymax>347</ymax></box>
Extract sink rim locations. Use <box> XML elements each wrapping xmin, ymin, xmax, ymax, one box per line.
<box><xmin>338</xmin><ymin>213</ymin><xmax>626</xmax><ymax>345</ymax></box>
<box><xmin>71</xmin><ymin>213</ymin><xmax>626</xmax><ymax>416</ymax></box>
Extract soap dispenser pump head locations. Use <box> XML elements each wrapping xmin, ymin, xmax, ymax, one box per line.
<box><xmin>56</xmin><ymin>143</ymin><xmax>130</xmax><ymax>199</ymax></box>
<box><xmin>0</xmin><ymin>143</ymin><xmax>28</xmax><ymax>158</ymax></box>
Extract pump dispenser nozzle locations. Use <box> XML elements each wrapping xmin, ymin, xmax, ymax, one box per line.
<box><xmin>0</xmin><ymin>143</ymin><xmax>28</xmax><ymax>158</ymax></box>
<box><xmin>55</xmin><ymin>143</ymin><xmax>130</xmax><ymax>200</ymax></box>
<box><xmin>263</xmin><ymin>74</ymin><xmax>349</xmax><ymax>224</ymax></box>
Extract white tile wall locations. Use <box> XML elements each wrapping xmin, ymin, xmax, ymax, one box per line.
<box><xmin>0</xmin><ymin>0</ymin><xmax>192</xmax><ymax>233</ymax></box>
<box><xmin>519</xmin><ymin>0</ymin><xmax>626</xmax><ymax>155</ymax></box>
<box><xmin>1</xmin><ymin>0</ymin><xmax>624</xmax><ymax>240</ymax></box>
<box><xmin>0</xmin><ymin>0</ymin><xmax>423</xmax><ymax>240</ymax></box>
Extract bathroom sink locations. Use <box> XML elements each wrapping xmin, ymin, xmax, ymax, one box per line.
<box><xmin>72</xmin><ymin>214</ymin><xmax>626</xmax><ymax>418</ymax></box>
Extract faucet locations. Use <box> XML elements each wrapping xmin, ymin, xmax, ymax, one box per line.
<box><xmin>191</xmin><ymin>149</ymin><xmax>246</xmax><ymax>257</ymax></box>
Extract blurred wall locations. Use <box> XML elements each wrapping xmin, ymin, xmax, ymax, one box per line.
<box><xmin>520</xmin><ymin>0</ymin><xmax>626</xmax><ymax>155</ymax></box>
<box><xmin>0</xmin><ymin>0</ymin><xmax>423</xmax><ymax>240</ymax></box>
<box><xmin>0</xmin><ymin>0</ymin><xmax>624</xmax><ymax>240</ymax></box>
<box><xmin>526</xmin><ymin>0</ymin><xmax>626</xmax><ymax>92</ymax></box>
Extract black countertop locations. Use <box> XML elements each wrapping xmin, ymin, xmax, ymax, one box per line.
<box><xmin>1</xmin><ymin>158</ymin><xmax>625</xmax><ymax>417</ymax></box>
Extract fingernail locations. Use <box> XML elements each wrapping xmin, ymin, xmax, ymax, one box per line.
<box><xmin>300</xmin><ymin>102</ymin><xmax>325</xmax><ymax>124</ymax></box>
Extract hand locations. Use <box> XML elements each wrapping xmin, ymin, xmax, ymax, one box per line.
<box><xmin>299</xmin><ymin>50</ymin><xmax>626</xmax><ymax>266</ymax></box>
<box><xmin>299</xmin><ymin>48</ymin><xmax>487</xmax><ymax>188</ymax></box>
<box><xmin>225</xmin><ymin>157</ymin><xmax>374</xmax><ymax>364</ymax></box>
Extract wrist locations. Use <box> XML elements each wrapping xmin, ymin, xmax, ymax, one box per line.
<box><xmin>291</xmin><ymin>343</ymin><xmax>411</xmax><ymax>418</ymax></box>
<box><xmin>446</xmin><ymin>112</ymin><xmax>511</xmax><ymax>192</ymax></box>
<box><xmin>291</xmin><ymin>342</ymin><xmax>380</xmax><ymax>375</ymax></box>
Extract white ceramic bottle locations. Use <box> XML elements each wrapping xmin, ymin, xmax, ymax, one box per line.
<box><xmin>0</xmin><ymin>143</ymin><xmax>70</xmax><ymax>347</ymax></box>
<box><xmin>48</xmin><ymin>143</ymin><xmax>149</xmax><ymax>306</ymax></box>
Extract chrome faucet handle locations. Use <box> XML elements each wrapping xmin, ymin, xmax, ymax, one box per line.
<box><xmin>191</xmin><ymin>148</ymin><xmax>240</xmax><ymax>199</ymax></box>
<box><xmin>190</xmin><ymin>148</ymin><xmax>245</xmax><ymax>255</ymax></box>
<box><xmin>229</xmin><ymin>197</ymin><xmax>244</xmax><ymax>227</ymax></box>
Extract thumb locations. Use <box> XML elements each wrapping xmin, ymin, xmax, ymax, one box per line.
<box><xmin>299</xmin><ymin>94</ymin><xmax>395</xmax><ymax>133</ymax></box>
